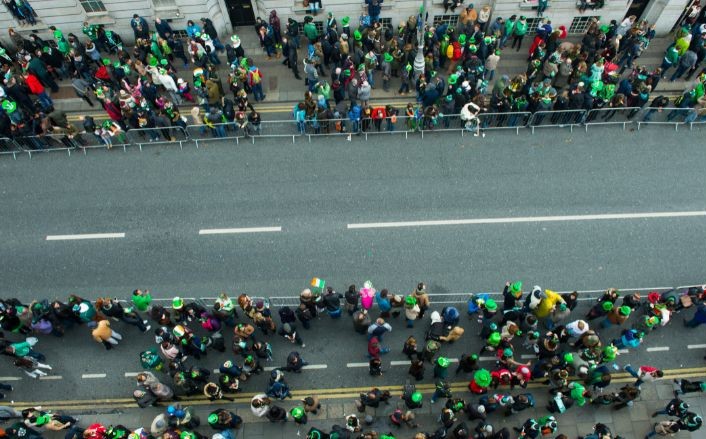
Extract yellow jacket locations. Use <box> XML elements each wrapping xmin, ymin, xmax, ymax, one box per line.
<box><xmin>535</xmin><ymin>289</ymin><xmax>563</xmax><ymax>318</ymax></box>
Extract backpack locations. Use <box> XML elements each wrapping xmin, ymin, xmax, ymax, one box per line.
<box><xmin>140</xmin><ymin>348</ymin><xmax>164</xmax><ymax>371</ymax></box>
<box><xmin>279</xmin><ymin>306</ymin><xmax>296</xmax><ymax>323</ymax></box>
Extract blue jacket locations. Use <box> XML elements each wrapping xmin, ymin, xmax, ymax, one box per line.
<box><xmin>375</xmin><ymin>292</ymin><xmax>391</xmax><ymax>312</ymax></box>
<box><xmin>348</xmin><ymin>105</ymin><xmax>361</xmax><ymax>121</ymax></box>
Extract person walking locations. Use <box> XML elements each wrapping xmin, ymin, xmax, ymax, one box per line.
<box><xmin>645</xmin><ymin>420</ymin><xmax>682</xmax><ymax>438</ymax></box>
<box><xmin>624</xmin><ymin>364</ymin><xmax>664</xmax><ymax>388</ymax></box>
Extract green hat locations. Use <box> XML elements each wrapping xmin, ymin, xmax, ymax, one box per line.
<box><xmin>559</xmin><ymin>302</ymin><xmax>567</xmax><ymax>311</ymax></box>
<box><xmin>208</xmin><ymin>413</ymin><xmax>218</xmax><ymax>424</ymax></box>
<box><xmin>485</xmin><ymin>299</ymin><xmax>497</xmax><ymax>311</ymax></box>
<box><xmin>291</xmin><ymin>407</ymin><xmax>304</xmax><ymax>419</ymax></box>
<box><xmin>405</xmin><ymin>64</ymin><xmax>412</xmax><ymax>72</ymax></box>
<box><xmin>468</xmin><ymin>44</ymin><xmax>477</xmax><ymax>53</ymax></box>
<box><xmin>194</xmin><ymin>80</ymin><xmax>202</xmax><ymax>87</ymax></box>
<box><xmin>445</xmin><ymin>94</ymin><xmax>453</xmax><ymax>102</ymax></box>
<box><xmin>160</xmin><ymin>58</ymin><xmax>168</xmax><ymax>66</ymax></box>
<box><xmin>488</xmin><ymin>331</ymin><xmax>501</xmax><ymax>345</ymax></box>
<box><xmin>180</xmin><ymin>433</ymin><xmax>195</xmax><ymax>439</ymax></box>
<box><xmin>2</xmin><ymin>100</ymin><xmax>16</xmax><ymax>114</ymax></box>
<box><xmin>700</xmin><ymin>382</ymin><xmax>706</xmax><ymax>391</ymax></box>
<box><xmin>195</xmin><ymin>31</ymin><xmax>201</xmax><ymax>38</ymax></box>
<box><xmin>474</xmin><ymin>368</ymin><xmax>492</xmax><ymax>387</ymax></box>
<box><xmin>455</xmin><ymin>87</ymin><xmax>462</xmax><ymax>94</ymax></box>
<box><xmin>102</xmin><ymin>120</ymin><xmax>112</xmax><ymax>128</ymax></box>
<box><xmin>602</xmin><ymin>301</ymin><xmax>613</xmax><ymax>312</ymax></box>
<box><xmin>411</xmin><ymin>391</ymin><xmax>422</xmax><ymax>403</ymax></box>
<box><xmin>113</xmin><ymin>61</ymin><xmax>121</xmax><ymax>68</ymax></box>
<box><xmin>42</xmin><ymin>46</ymin><xmax>51</xmax><ymax>53</ymax></box>
<box><xmin>618</xmin><ymin>306</ymin><xmax>631</xmax><ymax>316</ymax></box>
<box><xmin>563</xmin><ymin>353</ymin><xmax>574</xmax><ymax>363</ymax></box>
<box><xmin>384</xmin><ymin>52</ymin><xmax>393</xmax><ymax>63</ymax></box>
<box><xmin>341</xmin><ymin>16</ymin><xmax>350</xmax><ymax>26</ymax></box>
<box><xmin>448</xmin><ymin>74</ymin><xmax>458</xmax><ymax>85</ymax></box>
<box><xmin>173</xmin><ymin>296</ymin><xmax>184</xmax><ymax>309</ymax></box>
<box><xmin>599</xmin><ymin>24</ymin><xmax>610</xmax><ymax>34</ymax></box>
<box><xmin>405</xmin><ymin>296</ymin><xmax>417</xmax><ymax>306</ymax></box>
<box><xmin>503</xmin><ymin>348</ymin><xmax>513</xmax><ymax>357</ymax></box>
<box><xmin>495</xmin><ymin>49</ymin><xmax>502</xmax><ymax>56</ymax></box>
<box><xmin>54</xmin><ymin>30</ymin><xmax>63</xmax><ymax>39</ymax></box>
<box><xmin>510</xmin><ymin>281</ymin><xmax>522</xmax><ymax>294</ymax></box>
<box><xmin>437</xmin><ymin>357</ymin><xmax>449</xmax><ymax>367</ymax></box>
<box><xmin>354</xmin><ymin>30</ymin><xmax>362</xmax><ymax>41</ymax></box>
<box><xmin>458</xmin><ymin>34</ymin><xmax>467</xmax><ymax>45</ymax></box>
<box><xmin>149</xmin><ymin>57</ymin><xmax>158</xmax><ymax>67</ymax></box>
<box><xmin>603</xmin><ymin>345</ymin><xmax>618</xmax><ymax>360</ymax></box>
<box><xmin>470</xmin><ymin>354</ymin><xmax>478</xmax><ymax>360</ymax></box>
<box><xmin>343</xmin><ymin>69</ymin><xmax>351</xmax><ymax>77</ymax></box>
<box><xmin>102</xmin><ymin>58</ymin><xmax>111</xmax><ymax>66</ymax></box>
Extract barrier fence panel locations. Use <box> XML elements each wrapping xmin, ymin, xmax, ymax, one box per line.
<box><xmin>250</xmin><ymin>120</ymin><xmax>301</xmax><ymax>143</ymax></box>
<box><xmin>636</xmin><ymin>107</ymin><xmax>690</xmax><ymax>130</ymax></box>
<box><xmin>15</xmin><ymin>133</ymin><xmax>79</xmax><ymax>157</ymax></box>
<box><xmin>479</xmin><ymin>111</ymin><xmax>532</xmax><ymax>134</ymax></box>
<box><xmin>186</xmin><ymin>123</ymin><xmax>245</xmax><ymax>148</ymax></box>
<box><xmin>528</xmin><ymin>109</ymin><xmax>587</xmax><ymax>133</ymax></box>
<box><xmin>126</xmin><ymin>126</ymin><xmax>189</xmax><ymax>151</ymax></box>
<box><xmin>0</xmin><ymin>137</ymin><xmax>25</xmax><ymax>159</ymax></box>
<box><xmin>584</xmin><ymin>107</ymin><xmax>642</xmax><ymax>130</ymax></box>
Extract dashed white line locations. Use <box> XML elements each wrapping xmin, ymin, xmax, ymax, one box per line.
<box><xmin>390</xmin><ymin>360</ymin><xmax>411</xmax><ymax>366</ymax></box>
<box><xmin>347</xmin><ymin>211</ymin><xmax>706</xmax><ymax>230</ymax></box>
<box><xmin>688</xmin><ymin>344</ymin><xmax>706</xmax><ymax>349</ymax></box>
<box><xmin>347</xmin><ymin>362</ymin><xmax>369</xmax><ymax>368</ymax></box>
<box><xmin>46</xmin><ymin>233</ymin><xmax>125</xmax><ymax>241</ymax></box>
<box><xmin>39</xmin><ymin>375</ymin><xmax>62</xmax><ymax>380</ymax></box>
<box><xmin>82</xmin><ymin>373</ymin><xmax>107</xmax><ymax>379</ymax></box>
<box><xmin>520</xmin><ymin>354</ymin><xmax>536</xmax><ymax>359</ymax></box>
<box><xmin>199</xmin><ymin>227</ymin><xmax>282</xmax><ymax>235</ymax></box>
<box><xmin>646</xmin><ymin>346</ymin><xmax>670</xmax><ymax>352</ymax></box>
<box><xmin>0</xmin><ymin>377</ymin><xmax>21</xmax><ymax>381</ymax></box>
<box><xmin>618</xmin><ymin>349</ymin><xmax>629</xmax><ymax>354</ymax></box>
<box><xmin>479</xmin><ymin>356</ymin><xmax>496</xmax><ymax>361</ymax></box>
<box><xmin>263</xmin><ymin>364</ymin><xmax>328</xmax><ymax>372</ymax></box>
<box><xmin>124</xmin><ymin>372</ymin><xmax>140</xmax><ymax>377</ymax></box>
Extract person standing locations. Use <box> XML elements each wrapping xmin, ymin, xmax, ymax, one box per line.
<box><xmin>131</xmin><ymin>14</ymin><xmax>149</xmax><ymax>40</ymax></box>
<box><xmin>684</xmin><ymin>302</ymin><xmax>706</xmax><ymax>327</ymax></box>
<box><xmin>645</xmin><ymin>420</ymin><xmax>682</xmax><ymax>438</ymax></box>
<box><xmin>511</xmin><ymin>16</ymin><xmax>528</xmax><ymax>51</ymax></box>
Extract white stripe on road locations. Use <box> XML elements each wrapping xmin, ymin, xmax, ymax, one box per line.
<box><xmin>199</xmin><ymin>227</ymin><xmax>282</xmax><ymax>235</ymax></box>
<box><xmin>688</xmin><ymin>344</ymin><xmax>706</xmax><ymax>349</ymax></box>
<box><xmin>521</xmin><ymin>354</ymin><xmax>536</xmax><ymax>359</ymax></box>
<box><xmin>347</xmin><ymin>362</ymin><xmax>369</xmax><ymax>368</ymax></box>
<box><xmin>46</xmin><ymin>233</ymin><xmax>125</xmax><ymax>241</ymax></box>
<box><xmin>390</xmin><ymin>360</ymin><xmax>411</xmax><ymax>366</ymax></box>
<box><xmin>124</xmin><ymin>372</ymin><xmax>140</xmax><ymax>377</ymax></box>
<box><xmin>0</xmin><ymin>377</ymin><xmax>21</xmax><ymax>381</ymax></box>
<box><xmin>347</xmin><ymin>211</ymin><xmax>706</xmax><ymax>230</ymax></box>
<box><xmin>263</xmin><ymin>364</ymin><xmax>328</xmax><ymax>372</ymax></box>
<box><xmin>479</xmin><ymin>356</ymin><xmax>496</xmax><ymax>361</ymax></box>
<box><xmin>618</xmin><ymin>349</ymin><xmax>629</xmax><ymax>354</ymax></box>
<box><xmin>646</xmin><ymin>346</ymin><xmax>670</xmax><ymax>352</ymax></box>
<box><xmin>82</xmin><ymin>373</ymin><xmax>107</xmax><ymax>379</ymax></box>
<box><xmin>38</xmin><ymin>375</ymin><xmax>62</xmax><ymax>380</ymax></box>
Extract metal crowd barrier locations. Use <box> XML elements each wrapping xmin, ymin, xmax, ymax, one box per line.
<box><xmin>584</xmin><ymin>107</ymin><xmax>642</xmax><ymax>130</ymax></box>
<box><xmin>126</xmin><ymin>126</ymin><xmax>189</xmax><ymax>151</ymax></box>
<box><xmin>636</xmin><ymin>107</ymin><xmax>690</xmax><ymax>130</ymax></box>
<box><xmin>0</xmin><ymin>137</ymin><xmax>25</xmax><ymax>159</ymax></box>
<box><xmin>5</xmin><ymin>107</ymin><xmax>706</xmax><ymax>160</ymax></box>
<box><xmin>528</xmin><ymin>109</ymin><xmax>586</xmax><ymax>133</ymax></box>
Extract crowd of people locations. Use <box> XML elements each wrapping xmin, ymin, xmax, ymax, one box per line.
<box><xmin>0</xmin><ymin>280</ymin><xmax>705</xmax><ymax>439</ymax></box>
<box><xmin>3</xmin><ymin>4</ymin><xmax>706</xmax><ymax>149</ymax></box>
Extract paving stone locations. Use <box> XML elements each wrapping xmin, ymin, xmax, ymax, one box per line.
<box><xmin>593</xmin><ymin>408</ymin><xmax>614</xmax><ymax>424</ymax></box>
<box><xmin>612</xmin><ymin>413</ymin><xmax>635</xmax><ymax>435</ymax></box>
<box><xmin>577</xmin><ymin>422</ymin><xmax>596</xmax><ymax>435</ymax></box>
<box><xmin>327</xmin><ymin>402</ymin><xmax>344</xmax><ymax>419</ymax></box>
<box><xmin>656</xmin><ymin>382</ymin><xmax>677</xmax><ymax>400</ymax></box>
<box><xmin>629</xmin><ymin>401</ymin><xmax>650</xmax><ymax>421</ymax></box>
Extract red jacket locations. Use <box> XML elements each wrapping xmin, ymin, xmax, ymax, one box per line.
<box><xmin>25</xmin><ymin>73</ymin><xmax>45</xmax><ymax>95</ymax></box>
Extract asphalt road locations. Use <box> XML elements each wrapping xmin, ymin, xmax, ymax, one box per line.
<box><xmin>0</xmin><ymin>126</ymin><xmax>705</xmax><ymax>411</ymax></box>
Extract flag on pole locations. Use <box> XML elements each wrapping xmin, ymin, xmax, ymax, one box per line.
<box><xmin>310</xmin><ymin>277</ymin><xmax>326</xmax><ymax>294</ymax></box>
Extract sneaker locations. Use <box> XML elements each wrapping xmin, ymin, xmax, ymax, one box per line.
<box><xmin>623</xmin><ymin>363</ymin><xmax>632</xmax><ymax>371</ymax></box>
<box><xmin>301</xmin><ymin>344</ymin><xmax>306</xmax><ymax>348</ymax></box>
<box><xmin>143</xmin><ymin>325</ymin><xmax>152</xmax><ymax>332</ymax></box>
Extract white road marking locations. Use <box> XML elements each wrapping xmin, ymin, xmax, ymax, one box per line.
<box><xmin>478</xmin><ymin>356</ymin><xmax>496</xmax><ymax>361</ymax></box>
<box><xmin>521</xmin><ymin>354</ymin><xmax>536</xmax><ymax>359</ymax></box>
<box><xmin>0</xmin><ymin>377</ymin><xmax>21</xmax><ymax>381</ymax></box>
<box><xmin>618</xmin><ymin>349</ymin><xmax>629</xmax><ymax>354</ymax></box>
<box><xmin>347</xmin><ymin>211</ymin><xmax>706</xmax><ymax>230</ymax></box>
<box><xmin>124</xmin><ymin>372</ymin><xmax>140</xmax><ymax>377</ymax></box>
<box><xmin>39</xmin><ymin>375</ymin><xmax>62</xmax><ymax>380</ymax></box>
<box><xmin>82</xmin><ymin>373</ymin><xmax>107</xmax><ymax>379</ymax></box>
<box><xmin>46</xmin><ymin>233</ymin><xmax>125</xmax><ymax>241</ymax></box>
<box><xmin>688</xmin><ymin>344</ymin><xmax>706</xmax><ymax>349</ymax></box>
<box><xmin>646</xmin><ymin>346</ymin><xmax>670</xmax><ymax>352</ymax></box>
<box><xmin>199</xmin><ymin>227</ymin><xmax>282</xmax><ymax>235</ymax></box>
<box><xmin>263</xmin><ymin>364</ymin><xmax>327</xmax><ymax>372</ymax></box>
<box><xmin>390</xmin><ymin>360</ymin><xmax>411</xmax><ymax>366</ymax></box>
<box><xmin>347</xmin><ymin>362</ymin><xmax>369</xmax><ymax>368</ymax></box>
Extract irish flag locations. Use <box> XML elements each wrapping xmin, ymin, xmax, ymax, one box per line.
<box><xmin>311</xmin><ymin>278</ymin><xmax>325</xmax><ymax>289</ymax></box>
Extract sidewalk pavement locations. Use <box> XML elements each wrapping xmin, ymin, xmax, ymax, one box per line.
<box><xmin>51</xmin><ymin>31</ymin><xmax>695</xmax><ymax>116</ymax></box>
<box><xmin>49</xmin><ymin>374</ymin><xmax>705</xmax><ymax>439</ymax></box>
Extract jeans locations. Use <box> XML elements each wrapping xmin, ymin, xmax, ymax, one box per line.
<box><xmin>36</xmin><ymin>91</ymin><xmax>53</xmax><ymax>110</ymax></box>
<box><xmin>121</xmin><ymin>312</ymin><xmax>149</xmax><ymax>332</ymax></box>
<box><xmin>212</xmin><ymin>37</ymin><xmax>225</xmax><ymax>51</ymax></box>
<box><xmin>211</xmin><ymin>125</ymin><xmax>226</xmax><ymax>137</ymax></box>
<box><xmin>329</xmin><ymin>308</ymin><xmax>342</xmax><ymax>319</ymax></box>
<box><xmin>367</xmin><ymin>70</ymin><xmax>375</xmax><ymax>87</ymax></box>
<box><xmin>624</xmin><ymin>365</ymin><xmax>643</xmax><ymax>386</ymax></box>
<box><xmin>252</xmin><ymin>83</ymin><xmax>265</xmax><ymax>101</ymax></box>
<box><xmin>670</xmin><ymin>64</ymin><xmax>689</xmax><ymax>81</ymax></box>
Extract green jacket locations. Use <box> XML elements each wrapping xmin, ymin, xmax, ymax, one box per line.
<box><xmin>10</xmin><ymin>341</ymin><xmax>31</xmax><ymax>357</ymax></box>
<box><xmin>664</xmin><ymin>46</ymin><xmax>679</xmax><ymax>64</ymax></box>
<box><xmin>132</xmin><ymin>292</ymin><xmax>152</xmax><ymax>312</ymax></box>
<box><xmin>304</xmin><ymin>23</ymin><xmax>318</xmax><ymax>40</ymax></box>
<box><xmin>504</xmin><ymin>19</ymin><xmax>516</xmax><ymax>36</ymax></box>
<box><xmin>514</xmin><ymin>20</ymin><xmax>528</xmax><ymax>36</ymax></box>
